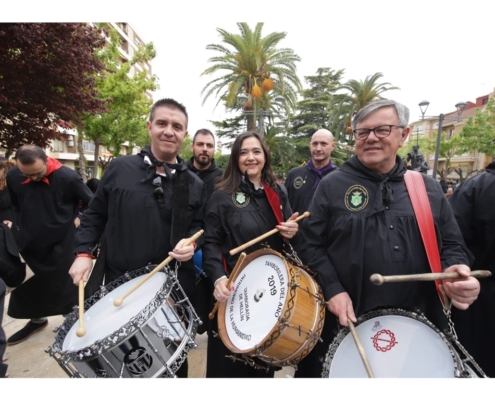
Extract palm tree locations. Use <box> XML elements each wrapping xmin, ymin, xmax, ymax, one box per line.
<box><xmin>201</xmin><ymin>23</ymin><xmax>302</xmax><ymax>134</ymax></box>
<box><xmin>263</xmin><ymin>125</ymin><xmax>295</xmax><ymax>173</ymax></box>
<box><xmin>329</xmin><ymin>72</ymin><xmax>399</xmax><ymax>142</ymax></box>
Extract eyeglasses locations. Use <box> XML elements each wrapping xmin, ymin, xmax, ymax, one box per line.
<box><xmin>352</xmin><ymin>125</ymin><xmax>404</xmax><ymax>141</ymax></box>
<box><xmin>152</xmin><ymin>176</ymin><xmax>164</xmax><ymax>200</ymax></box>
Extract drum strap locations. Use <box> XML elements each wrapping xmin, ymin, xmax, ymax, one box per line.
<box><xmin>404</xmin><ymin>171</ymin><xmax>450</xmax><ymax>310</ymax></box>
<box><xmin>263</xmin><ymin>182</ymin><xmax>283</xmax><ymax>224</ymax></box>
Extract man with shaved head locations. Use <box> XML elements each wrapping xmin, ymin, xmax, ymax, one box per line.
<box><xmin>285</xmin><ymin>129</ymin><xmax>338</xmax><ymax>217</ymax></box>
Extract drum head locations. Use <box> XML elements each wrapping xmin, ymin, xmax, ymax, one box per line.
<box><xmin>324</xmin><ymin>310</ymin><xmax>457</xmax><ymax>378</ymax></box>
<box><xmin>62</xmin><ymin>271</ymin><xmax>167</xmax><ymax>352</ymax></box>
<box><xmin>220</xmin><ymin>250</ymin><xmax>289</xmax><ymax>352</ymax></box>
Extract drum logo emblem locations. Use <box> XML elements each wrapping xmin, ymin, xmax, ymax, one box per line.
<box><xmin>254</xmin><ymin>288</ymin><xmax>266</xmax><ymax>302</ymax></box>
<box><xmin>124</xmin><ymin>347</ymin><xmax>153</xmax><ymax>375</ymax></box>
<box><xmin>232</xmin><ymin>192</ymin><xmax>250</xmax><ymax>208</ymax></box>
<box><xmin>344</xmin><ymin>185</ymin><xmax>369</xmax><ymax>211</ymax></box>
<box><xmin>293</xmin><ymin>176</ymin><xmax>305</xmax><ymax>189</ymax></box>
<box><xmin>371</xmin><ymin>329</ymin><xmax>398</xmax><ymax>352</ymax></box>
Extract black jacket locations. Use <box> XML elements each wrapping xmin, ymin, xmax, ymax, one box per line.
<box><xmin>301</xmin><ymin>155</ymin><xmax>471</xmax><ymax>322</ymax></box>
<box><xmin>186</xmin><ymin>158</ymin><xmax>223</xmax><ymax>201</ymax></box>
<box><xmin>76</xmin><ymin>149</ymin><xmax>206</xmax><ymax>286</ymax></box>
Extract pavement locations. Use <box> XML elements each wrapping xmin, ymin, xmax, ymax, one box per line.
<box><xmin>2</xmin><ymin>290</ymin><xmax>294</xmax><ymax>378</ymax></box>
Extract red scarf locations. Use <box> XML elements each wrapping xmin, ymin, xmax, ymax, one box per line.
<box><xmin>21</xmin><ymin>156</ymin><xmax>63</xmax><ymax>185</ymax></box>
<box><xmin>262</xmin><ymin>181</ymin><xmax>283</xmax><ymax>224</ymax></box>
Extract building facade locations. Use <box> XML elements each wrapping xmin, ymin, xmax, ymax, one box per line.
<box><xmin>408</xmin><ymin>88</ymin><xmax>494</xmax><ymax>182</ymax></box>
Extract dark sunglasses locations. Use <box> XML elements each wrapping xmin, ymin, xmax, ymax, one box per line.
<box><xmin>152</xmin><ymin>176</ymin><xmax>164</xmax><ymax>200</ymax></box>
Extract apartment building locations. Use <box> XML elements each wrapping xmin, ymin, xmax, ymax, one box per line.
<box><xmin>0</xmin><ymin>23</ymin><xmax>152</xmax><ymax>177</ymax></box>
<box><xmin>408</xmin><ymin>88</ymin><xmax>494</xmax><ymax>181</ymax></box>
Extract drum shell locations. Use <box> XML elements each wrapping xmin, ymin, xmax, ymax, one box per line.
<box><xmin>47</xmin><ymin>265</ymin><xmax>197</xmax><ymax>378</ymax></box>
<box><xmin>218</xmin><ymin>249</ymin><xmax>325</xmax><ymax>366</ymax></box>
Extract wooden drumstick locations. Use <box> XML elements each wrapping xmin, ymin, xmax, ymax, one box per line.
<box><xmin>114</xmin><ymin>230</ymin><xmax>204</xmax><ymax>307</ymax></box>
<box><xmin>76</xmin><ymin>280</ymin><xmax>86</xmax><ymax>337</ymax></box>
<box><xmin>348</xmin><ymin>319</ymin><xmax>374</xmax><ymax>378</ymax></box>
<box><xmin>208</xmin><ymin>252</ymin><xmax>247</xmax><ymax>320</ymax></box>
<box><xmin>229</xmin><ymin>211</ymin><xmax>310</xmax><ymax>256</ymax></box>
<box><xmin>370</xmin><ymin>270</ymin><xmax>492</xmax><ymax>285</ymax></box>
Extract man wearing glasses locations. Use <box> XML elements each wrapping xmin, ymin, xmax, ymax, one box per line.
<box><xmin>297</xmin><ymin>99</ymin><xmax>480</xmax><ymax>377</ymax></box>
<box><xmin>5</xmin><ymin>145</ymin><xmax>93</xmax><ymax>345</ymax></box>
<box><xmin>70</xmin><ymin>98</ymin><xmax>206</xmax><ymax>377</ymax></box>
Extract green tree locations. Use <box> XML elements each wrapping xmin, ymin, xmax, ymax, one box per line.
<box><xmin>201</xmin><ymin>23</ymin><xmax>302</xmax><ymax>135</ymax></box>
<box><xmin>290</xmin><ymin>67</ymin><xmax>344</xmax><ymax>137</ymax></box>
<box><xmin>0</xmin><ymin>23</ymin><xmax>107</xmax><ymax>159</ymax></box>
<box><xmin>458</xmin><ymin>98</ymin><xmax>495</xmax><ymax>158</ymax></box>
<box><xmin>77</xmin><ymin>24</ymin><xmax>157</xmax><ymax>178</ymax></box>
<box><xmin>329</xmin><ymin>72</ymin><xmax>399</xmax><ymax>143</ymax></box>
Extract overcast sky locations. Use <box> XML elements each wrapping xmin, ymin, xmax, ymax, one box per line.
<box><xmin>5</xmin><ymin>0</ymin><xmax>494</xmax><ymax>148</ymax></box>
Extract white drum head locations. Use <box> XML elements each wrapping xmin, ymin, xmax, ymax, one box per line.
<box><xmin>327</xmin><ymin>314</ymin><xmax>456</xmax><ymax>378</ymax></box>
<box><xmin>62</xmin><ymin>272</ymin><xmax>167</xmax><ymax>352</ymax></box>
<box><xmin>225</xmin><ymin>253</ymin><xmax>289</xmax><ymax>351</ymax></box>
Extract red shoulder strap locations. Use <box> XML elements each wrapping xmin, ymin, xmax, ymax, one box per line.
<box><xmin>404</xmin><ymin>171</ymin><xmax>449</xmax><ymax>309</ymax></box>
<box><xmin>263</xmin><ymin>182</ymin><xmax>283</xmax><ymax>224</ymax></box>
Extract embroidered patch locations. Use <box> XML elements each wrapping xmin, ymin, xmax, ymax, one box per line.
<box><xmin>344</xmin><ymin>185</ymin><xmax>369</xmax><ymax>211</ymax></box>
<box><xmin>293</xmin><ymin>176</ymin><xmax>305</xmax><ymax>189</ymax></box>
<box><xmin>232</xmin><ymin>191</ymin><xmax>250</xmax><ymax>208</ymax></box>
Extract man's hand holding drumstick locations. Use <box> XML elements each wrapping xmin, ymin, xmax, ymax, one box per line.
<box><xmin>440</xmin><ymin>264</ymin><xmax>480</xmax><ymax>310</ymax></box>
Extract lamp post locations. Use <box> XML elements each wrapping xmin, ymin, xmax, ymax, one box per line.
<box><xmin>418</xmin><ymin>100</ymin><xmax>467</xmax><ymax>180</ymax></box>
<box><xmin>238</xmin><ymin>95</ymin><xmax>285</xmax><ymax>138</ymax></box>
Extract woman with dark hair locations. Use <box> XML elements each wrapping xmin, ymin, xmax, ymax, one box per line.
<box><xmin>203</xmin><ymin>131</ymin><xmax>299</xmax><ymax>378</ymax></box>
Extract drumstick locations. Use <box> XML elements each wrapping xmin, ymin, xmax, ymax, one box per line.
<box><xmin>76</xmin><ymin>280</ymin><xmax>86</xmax><ymax>337</ymax></box>
<box><xmin>348</xmin><ymin>319</ymin><xmax>374</xmax><ymax>378</ymax></box>
<box><xmin>370</xmin><ymin>270</ymin><xmax>491</xmax><ymax>285</ymax></box>
<box><xmin>208</xmin><ymin>252</ymin><xmax>247</xmax><ymax>320</ymax></box>
<box><xmin>114</xmin><ymin>230</ymin><xmax>204</xmax><ymax>307</ymax></box>
<box><xmin>229</xmin><ymin>211</ymin><xmax>310</xmax><ymax>256</ymax></box>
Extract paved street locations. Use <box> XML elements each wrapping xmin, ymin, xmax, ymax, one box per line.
<box><xmin>2</xmin><ymin>291</ymin><xmax>293</xmax><ymax>378</ymax></box>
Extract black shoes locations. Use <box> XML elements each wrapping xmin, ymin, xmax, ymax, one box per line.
<box><xmin>7</xmin><ymin>320</ymin><xmax>48</xmax><ymax>346</ymax></box>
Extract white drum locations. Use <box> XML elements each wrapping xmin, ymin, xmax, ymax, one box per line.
<box><xmin>218</xmin><ymin>249</ymin><xmax>325</xmax><ymax>367</ymax></box>
<box><xmin>323</xmin><ymin>309</ymin><xmax>469</xmax><ymax>378</ymax></box>
<box><xmin>46</xmin><ymin>265</ymin><xmax>199</xmax><ymax>378</ymax></box>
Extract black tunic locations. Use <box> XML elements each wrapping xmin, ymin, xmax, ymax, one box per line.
<box><xmin>6</xmin><ymin>165</ymin><xmax>93</xmax><ymax>318</ymax></box>
<box><xmin>296</xmin><ymin>156</ymin><xmax>471</xmax><ymax>377</ymax></box>
<box><xmin>186</xmin><ymin>157</ymin><xmax>223</xmax><ymax>201</ymax></box>
<box><xmin>285</xmin><ymin>164</ymin><xmax>337</xmax><ymax>216</ymax></box>
<box><xmin>203</xmin><ymin>180</ymin><xmax>293</xmax><ymax>378</ymax></box>
<box><xmin>449</xmin><ymin>161</ymin><xmax>495</xmax><ymax>377</ymax></box>
<box><xmin>0</xmin><ymin>188</ymin><xmax>15</xmax><ymax>226</ymax></box>
<box><xmin>75</xmin><ymin>151</ymin><xmax>206</xmax><ymax>298</ymax></box>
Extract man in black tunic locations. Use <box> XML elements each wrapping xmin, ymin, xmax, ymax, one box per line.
<box><xmin>285</xmin><ymin>129</ymin><xmax>337</xmax><ymax>216</ymax></box>
<box><xmin>6</xmin><ymin>145</ymin><xmax>93</xmax><ymax>345</ymax></box>
<box><xmin>299</xmin><ymin>100</ymin><xmax>480</xmax><ymax>377</ymax></box>
<box><xmin>449</xmin><ymin>161</ymin><xmax>495</xmax><ymax>376</ymax></box>
<box><xmin>186</xmin><ymin>129</ymin><xmax>223</xmax><ymax>200</ymax></box>
<box><xmin>186</xmin><ymin>128</ymin><xmax>223</xmax><ymax>334</ymax></box>
<box><xmin>70</xmin><ymin>98</ymin><xmax>206</xmax><ymax>377</ymax></box>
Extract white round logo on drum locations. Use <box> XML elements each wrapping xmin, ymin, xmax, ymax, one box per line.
<box><xmin>225</xmin><ymin>254</ymin><xmax>289</xmax><ymax>351</ymax></box>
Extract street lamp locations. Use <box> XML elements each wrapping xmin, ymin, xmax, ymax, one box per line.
<box><xmin>238</xmin><ymin>94</ymin><xmax>285</xmax><ymax>138</ymax></box>
<box><xmin>418</xmin><ymin>100</ymin><xmax>467</xmax><ymax>180</ymax></box>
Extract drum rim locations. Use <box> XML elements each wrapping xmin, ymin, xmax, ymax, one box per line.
<box><xmin>322</xmin><ymin>307</ymin><xmax>462</xmax><ymax>378</ymax></box>
<box><xmin>217</xmin><ymin>248</ymin><xmax>296</xmax><ymax>355</ymax></box>
<box><xmin>52</xmin><ymin>264</ymin><xmax>176</xmax><ymax>361</ymax></box>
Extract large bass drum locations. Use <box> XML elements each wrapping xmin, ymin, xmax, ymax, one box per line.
<box><xmin>217</xmin><ymin>248</ymin><xmax>325</xmax><ymax>367</ymax></box>
<box><xmin>322</xmin><ymin>308</ymin><xmax>481</xmax><ymax>378</ymax></box>
<box><xmin>46</xmin><ymin>264</ymin><xmax>199</xmax><ymax>378</ymax></box>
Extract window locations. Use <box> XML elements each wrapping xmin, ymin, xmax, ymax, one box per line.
<box><xmin>52</xmin><ymin>140</ymin><xmax>65</xmax><ymax>152</ymax></box>
<box><xmin>83</xmin><ymin>140</ymin><xmax>95</xmax><ymax>152</ymax></box>
<box><xmin>66</xmin><ymin>136</ymin><xmax>75</xmax><ymax>147</ymax></box>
